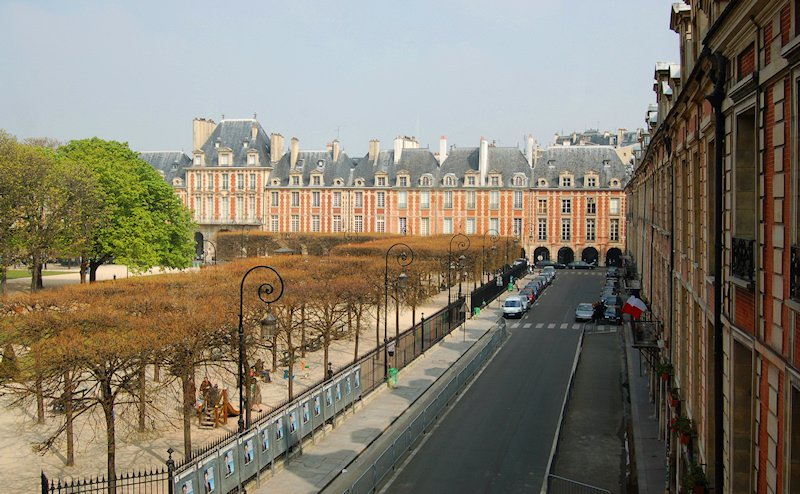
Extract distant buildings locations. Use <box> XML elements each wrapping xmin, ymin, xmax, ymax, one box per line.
<box><xmin>142</xmin><ymin>119</ymin><xmax>640</xmax><ymax>266</ymax></box>
<box><xmin>626</xmin><ymin>1</ymin><xmax>800</xmax><ymax>492</ymax></box>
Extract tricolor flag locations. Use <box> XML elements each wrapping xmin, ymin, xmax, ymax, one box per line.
<box><xmin>622</xmin><ymin>296</ymin><xmax>647</xmax><ymax>320</ymax></box>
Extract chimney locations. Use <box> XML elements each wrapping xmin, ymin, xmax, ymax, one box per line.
<box><xmin>332</xmin><ymin>139</ymin><xmax>341</xmax><ymax>161</ymax></box>
<box><xmin>479</xmin><ymin>137</ymin><xmax>489</xmax><ymax>185</ymax></box>
<box><xmin>617</xmin><ymin>128</ymin><xmax>625</xmax><ymax>148</ymax></box>
<box><xmin>251</xmin><ymin>123</ymin><xmax>258</xmax><ymax>140</ymax></box>
<box><xmin>369</xmin><ymin>139</ymin><xmax>380</xmax><ymax>162</ymax></box>
<box><xmin>192</xmin><ymin>118</ymin><xmax>216</xmax><ymax>151</ymax></box>
<box><xmin>525</xmin><ymin>134</ymin><xmax>534</xmax><ymax>166</ymax></box>
<box><xmin>393</xmin><ymin>137</ymin><xmax>403</xmax><ymax>164</ymax></box>
<box><xmin>438</xmin><ymin>135</ymin><xmax>448</xmax><ymax>164</ymax></box>
<box><xmin>270</xmin><ymin>133</ymin><xmax>284</xmax><ymax>163</ymax></box>
<box><xmin>290</xmin><ymin>137</ymin><xmax>299</xmax><ymax>167</ymax></box>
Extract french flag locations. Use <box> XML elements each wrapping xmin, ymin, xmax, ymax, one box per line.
<box><xmin>622</xmin><ymin>296</ymin><xmax>647</xmax><ymax>320</ymax></box>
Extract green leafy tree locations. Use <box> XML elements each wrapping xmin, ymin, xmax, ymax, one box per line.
<box><xmin>57</xmin><ymin>138</ymin><xmax>195</xmax><ymax>281</ymax></box>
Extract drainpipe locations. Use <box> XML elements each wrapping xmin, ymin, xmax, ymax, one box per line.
<box><xmin>705</xmin><ymin>49</ymin><xmax>727</xmax><ymax>494</ymax></box>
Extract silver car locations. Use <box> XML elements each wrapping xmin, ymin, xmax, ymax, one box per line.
<box><xmin>575</xmin><ymin>302</ymin><xmax>594</xmax><ymax>322</ymax></box>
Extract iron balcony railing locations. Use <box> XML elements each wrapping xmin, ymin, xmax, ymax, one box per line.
<box><xmin>731</xmin><ymin>237</ymin><xmax>755</xmax><ymax>283</ymax></box>
<box><xmin>791</xmin><ymin>245</ymin><xmax>800</xmax><ymax>301</ymax></box>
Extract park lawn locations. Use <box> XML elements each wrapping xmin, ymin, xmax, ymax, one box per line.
<box><xmin>5</xmin><ymin>269</ymin><xmax>71</xmax><ymax>280</ymax></box>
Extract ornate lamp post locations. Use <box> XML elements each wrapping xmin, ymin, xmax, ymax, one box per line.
<box><xmin>203</xmin><ymin>239</ymin><xmax>217</xmax><ymax>265</ymax></box>
<box><xmin>237</xmin><ymin>265</ymin><xmax>284</xmax><ymax>432</ymax></box>
<box><xmin>482</xmin><ymin>229</ymin><xmax>499</xmax><ymax>284</ymax></box>
<box><xmin>448</xmin><ymin>234</ymin><xmax>470</xmax><ymax>331</ymax></box>
<box><xmin>384</xmin><ymin>243</ymin><xmax>414</xmax><ymax>379</ymax></box>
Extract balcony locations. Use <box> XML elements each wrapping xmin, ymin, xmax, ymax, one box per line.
<box><xmin>792</xmin><ymin>245</ymin><xmax>800</xmax><ymax>301</ymax></box>
<box><xmin>731</xmin><ymin>237</ymin><xmax>755</xmax><ymax>284</ymax></box>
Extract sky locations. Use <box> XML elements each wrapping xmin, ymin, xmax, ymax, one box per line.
<box><xmin>0</xmin><ymin>0</ymin><xmax>679</xmax><ymax>156</ymax></box>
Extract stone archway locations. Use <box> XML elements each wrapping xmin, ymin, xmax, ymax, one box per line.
<box><xmin>194</xmin><ymin>232</ymin><xmax>204</xmax><ymax>260</ymax></box>
<box><xmin>582</xmin><ymin>246</ymin><xmax>599</xmax><ymax>266</ymax></box>
<box><xmin>606</xmin><ymin>248</ymin><xmax>623</xmax><ymax>267</ymax></box>
<box><xmin>557</xmin><ymin>247</ymin><xmax>574</xmax><ymax>265</ymax></box>
<box><xmin>533</xmin><ymin>246</ymin><xmax>550</xmax><ymax>263</ymax></box>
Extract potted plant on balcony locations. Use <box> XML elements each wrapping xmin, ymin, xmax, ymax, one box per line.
<box><xmin>656</xmin><ymin>361</ymin><xmax>673</xmax><ymax>381</ymax></box>
<box><xmin>670</xmin><ymin>416</ymin><xmax>695</xmax><ymax>445</ymax></box>
<box><xmin>681</xmin><ymin>462</ymin><xmax>708</xmax><ymax>493</ymax></box>
<box><xmin>668</xmin><ymin>388</ymin><xmax>680</xmax><ymax>408</ymax></box>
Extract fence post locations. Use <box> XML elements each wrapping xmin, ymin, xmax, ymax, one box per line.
<box><xmin>420</xmin><ymin>314</ymin><xmax>425</xmax><ymax>352</ymax></box>
<box><xmin>166</xmin><ymin>447</ymin><xmax>175</xmax><ymax>494</ymax></box>
<box><xmin>40</xmin><ymin>471</ymin><xmax>49</xmax><ymax>494</ymax></box>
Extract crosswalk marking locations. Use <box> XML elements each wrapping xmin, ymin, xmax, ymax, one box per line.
<box><xmin>511</xmin><ymin>322</ymin><xmax>520</xmax><ymax>328</ymax></box>
<box><xmin>535</xmin><ymin>323</ymin><xmax>544</xmax><ymax>329</ymax></box>
<box><xmin>547</xmin><ymin>323</ymin><xmax>556</xmax><ymax>329</ymax></box>
<box><xmin>560</xmin><ymin>323</ymin><xmax>568</xmax><ymax>329</ymax></box>
<box><xmin>523</xmin><ymin>323</ymin><xmax>532</xmax><ymax>328</ymax></box>
<box><xmin>572</xmin><ymin>323</ymin><xmax>581</xmax><ymax>329</ymax></box>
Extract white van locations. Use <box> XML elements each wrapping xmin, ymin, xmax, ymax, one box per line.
<box><xmin>503</xmin><ymin>296</ymin><xmax>526</xmax><ymax>318</ymax></box>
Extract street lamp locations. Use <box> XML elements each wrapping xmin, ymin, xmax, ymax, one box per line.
<box><xmin>384</xmin><ymin>243</ymin><xmax>414</xmax><ymax>379</ymax></box>
<box><xmin>448</xmin><ymin>233</ymin><xmax>470</xmax><ymax>332</ymax></box>
<box><xmin>237</xmin><ymin>265</ymin><xmax>284</xmax><ymax>432</ymax></box>
<box><xmin>482</xmin><ymin>229</ymin><xmax>499</xmax><ymax>284</ymax></box>
<box><xmin>203</xmin><ymin>239</ymin><xmax>217</xmax><ymax>265</ymax></box>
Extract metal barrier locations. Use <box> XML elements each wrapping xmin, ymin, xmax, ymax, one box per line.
<box><xmin>339</xmin><ymin>319</ymin><xmax>508</xmax><ymax>493</ymax></box>
<box><xmin>470</xmin><ymin>262</ymin><xmax>528</xmax><ymax>313</ymax></box>
<box><xmin>547</xmin><ymin>474</ymin><xmax>611</xmax><ymax>494</ymax></box>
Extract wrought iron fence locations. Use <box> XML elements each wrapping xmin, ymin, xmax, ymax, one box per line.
<box><xmin>42</xmin><ymin>298</ymin><xmax>466</xmax><ymax>494</ymax></box>
<box><xmin>791</xmin><ymin>245</ymin><xmax>800</xmax><ymax>301</ymax></box>
<box><xmin>731</xmin><ymin>237</ymin><xmax>755</xmax><ymax>283</ymax></box>
<box><xmin>470</xmin><ymin>261</ymin><xmax>528</xmax><ymax>313</ymax></box>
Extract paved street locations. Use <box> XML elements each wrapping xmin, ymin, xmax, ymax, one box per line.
<box><xmin>383</xmin><ymin>270</ymin><xmax>607</xmax><ymax>493</ymax></box>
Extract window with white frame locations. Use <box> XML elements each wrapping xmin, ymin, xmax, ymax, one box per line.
<box><xmin>587</xmin><ymin>197</ymin><xmax>596</xmax><ymax>214</ymax></box>
<box><xmin>467</xmin><ymin>176</ymin><xmax>476</xmax><ymax>186</ymax></box>
<box><xmin>311</xmin><ymin>215</ymin><xmax>320</xmax><ymax>232</ymax></box>
<box><xmin>420</xmin><ymin>175</ymin><xmax>432</xmax><ymax>186</ymax></box>
<box><xmin>444</xmin><ymin>175</ymin><xmax>456</xmax><ymax>186</ymax></box>
<box><xmin>586</xmin><ymin>218</ymin><xmax>596</xmax><ymax>241</ymax></box>
<box><xmin>513</xmin><ymin>175</ymin><xmax>525</xmax><ymax>187</ymax></box>
<box><xmin>586</xmin><ymin>175</ymin><xmax>597</xmax><ymax>188</ymax></box>
<box><xmin>609</xmin><ymin>198</ymin><xmax>620</xmax><ymax>215</ymax></box>
<box><xmin>398</xmin><ymin>191</ymin><xmax>407</xmax><ymax>209</ymax></box>
<box><xmin>237</xmin><ymin>173</ymin><xmax>244</xmax><ymax>190</ymax></box>
<box><xmin>222</xmin><ymin>198</ymin><xmax>229</xmax><ymax>219</ymax></box>
<box><xmin>376</xmin><ymin>191</ymin><xmax>386</xmax><ymax>208</ymax></box>
<box><xmin>353</xmin><ymin>191</ymin><xmax>363</xmax><ymax>208</ymax></box>
<box><xmin>490</xmin><ymin>218</ymin><xmax>499</xmax><ymax>233</ymax></box>
<box><xmin>312</xmin><ymin>191</ymin><xmax>321</xmax><ymax>207</ymax></box>
<box><xmin>194</xmin><ymin>174</ymin><xmax>201</xmax><ymax>191</ymax></box>
<box><xmin>207</xmin><ymin>197</ymin><xmax>213</xmax><ymax>220</ymax></box>
<box><xmin>466</xmin><ymin>191</ymin><xmax>476</xmax><ymax>209</ymax></box>
<box><xmin>270</xmin><ymin>215</ymin><xmax>279</xmax><ymax>232</ymax></box>
<box><xmin>222</xmin><ymin>173</ymin><xmax>229</xmax><ymax>190</ymax></box>
<box><xmin>444</xmin><ymin>190</ymin><xmax>453</xmax><ymax>208</ymax></box>
<box><xmin>247</xmin><ymin>153</ymin><xmax>256</xmax><ymax>165</ymax></box>
<box><xmin>207</xmin><ymin>173</ymin><xmax>213</xmax><ymax>191</ymax></box>
<box><xmin>513</xmin><ymin>218</ymin><xmax>523</xmax><ymax>236</ymax></box>
<box><xmin>537</xmin><ymin>218</ymin><xmax>547</xmax><ymax>240</ymax></box>
<box><xmin>376</xmin><ymin>176</ymin><xmax>386</xmax><ymax>186</ymax></box>
<box><xmin>249</xmin><ymin>196</ymin><xmax>256</xmax><ymax>219</ymax></box>
<box><xmin>398</xmin><ymin>176</ymin><xmax>408</xmax><ymax>187</ymax></box>
<box><xmin>610</xmin><ymin>219</ymin><xmax>620</xmax><ymax>241</ymax></box>
<box><xmin>376</xmin><ymin>215</ymin><xmax>385</xmax><ymax>233</ymax></box>
<box><xmin>513</xmin><ymin>191</ymin><xmax>523</xmax><ymax>209</ymax></box>
<box><xmin>291</xmin><ymin>191</ymin><xmax>300</xmax><ymax>207</ymax></box>
<box><xmin>420</xmin><ymin>190</ymin><xmax>430</xmax><ymax>209</ymax></box>
<box><xmin>332</xmin><ymin>215</ymin><xmax>342</xmax><ymax>232</ymax></box>
<box><xmin>194</xmin><ymin>154</ymin><xmax>204</xmax><ymax>166</ymax></box>
<box><xmin>537</xmin><ymin>198</ymin><xmax>547</xmax><ymax>214</ymax></box>
<box><xmin>312</xmin><ymin>175</ymin><xmax>321</xmax><ymax>186</ymax></box>
<box><xmin>561</xmin><ymin>198</ymin><xmax>571</xmax><ymax>214</ymax></box>
<box><xmin>332</xmin><ymin>191</ymin><xmax>341</xmax><ymax>207</ymax></box>
<box><xmin>236</xmin><ymin>197</ymin><xmax>244</xmax><ymax>219</ymax></box>
<box><xmin>489</xmin><ymin>191</ymin><xmax>499</xmax><ymax>209</ymax></box>
<box><xmin>291</xmin><ymin>214</ymin><xmax>300</xmax><ymax>232</ymax></box>
<box><xmin>561</xmin><ymin>218</ymin><xmax>571</xmax><ymax>241</ymax></box>
<box><xmin>271</xmin><ymin>191</ymin><xmax>279</xmax><ymax>207</ymax></box>
<box><xmin>399</xmin><ymin>217</ymin><xmax>407</xmax><ymax>235</ymax></box>
<box><xmin>420</xmin><ymin>217</ymin><xmax>429</xmax><ymax>235</ymax></box>
<box><xmin>490</xmin><ymin>175</ymin><xmax>500</xmax><ymax>187</ymax></box>
<box><xmin>560</xmin><ymin>175</ymin><xmax>572</xmax><ymax>188</ymax></box>
<box><xmin>291</xmin><ymin>175</ymin><xmax>300</xmax><ymax>186</ymax></box>
<box><xmin>443</xmin><ymin>218</ymin><xmax>453</xmax><ymax>234</ymax></box>
<box><xmin>466</xmin><ymin>218</ymin><xmax>476</xmax><ymax>234</ymax></box>
<box><xmin>220</xmin><ymin>154</ymin><xmax>229</xmax><ymax>166</ymax></box>
<box><xmin>354</xmin><ymin>215</ymin><xmax>363</xmax><ymax>232</ymax></box>
<box><xmin>249</xmin><ymin>173</ymin><xmax>256</xmax><ymax>190</ymax></box>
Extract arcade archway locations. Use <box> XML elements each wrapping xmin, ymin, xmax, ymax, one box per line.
<box><xmin>557</xmin><ymin>247</ymin><xmax>574</xmax><ymax>265</ymax></box>
<box><xmin>582</xmin><ymin>247</ymin><xmax>599</xmax><ymax>265</ymax></box>
<box><xmin>533</xmin><ymin>246</ymin><xmax>550</xmax><ymax>263</ymax></box>
<box><xmin>606</xmin><ymin>248</ymin><xmax>622</xmax><ymax>267</ymax></box>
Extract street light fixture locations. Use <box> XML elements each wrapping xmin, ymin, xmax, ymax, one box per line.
<box><xmin>237</xmin><ymin>265</ymin><xmax>284</xmax><ymax>432</ymax></box>
<box><xmin>384</xmin><ymin>243</ymin><xmax>414</xmax><ymax>380</ymax></box>
<box><xmin>482</xmin><ymin>229</ymin><xmax>499</xmax><ymax>284</ymax></box>
<box><xmin>448</xmin><ymin>233</ymin><xmax>470</xmax><ymax>332</ymax></box>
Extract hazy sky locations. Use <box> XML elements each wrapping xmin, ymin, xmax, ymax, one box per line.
<box><xmin>0</xmin><ymin>1</ymin><xmax>679</xmax><ymax>156</ymax></box>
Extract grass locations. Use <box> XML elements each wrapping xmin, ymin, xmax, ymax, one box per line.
<box><xmin>5</xmin><ymin>269</ymin><xmax>72</xmax><ymax>280</ymax></box>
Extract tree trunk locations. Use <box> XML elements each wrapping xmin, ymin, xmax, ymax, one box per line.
<box><xmin>64</xmin><ymin>371</ymin><xmax>74</xmax><ymax>466</ymax></box>
<box><xmin>79</xmin><ymin>258</ymin><xmax>88</xmax><ymax>284</ymax></box>
<box><xmin>30</xmin><ymin>255</ymin><xmax>40</xmax><ymax>291</ymax></box>
<box><xmin>271</xmin><ymin>342</ymin><xmax>277</xmax><ymax>372</ymax></box>
<box><xmin>300</xmin><ymin>305</ymin><xmax>306</xmax><ymax>358</ymax></box>
<box><xmin>244</xmin><ymin>359</ymin><xmax>252</xmax><ymax>429</ymax></box>
<box><xmin>137</xmin><ymin>367</ymin><xmax>146</xmax><ymax>432</ymax></box>
<box><xmin>0</xmin><ymin>266</ymin><xmax>6</xmax><ymax>296</ymax></box>
<box><xmin>35</xmin><ymin>375</ymin><xmax>45</xmax><ymax>424</ymax></box>
<box><xmin>287</xmin><ymin>331</ymin><xmax>294</xmax><ymax>401</ymax></box>
<box><xmin>36</xmin><ymin>262</ymin><xmax>43</xmax><ymax>290</ymax></box>
<box><xmin>101</xmin><ymin>379</ymin><xmax>117</xmax><ymax>488</ymax></box>
<box><xmin>89</xmin><ymin>259</ymin><xmax>103</xmax><ymax>283</ymax></box>
<box><xmin>153</xmin><ymin>362</ymin><xmax>160</xmax><ymax>382</ymax></box>
<box><xmin>180</xmin><ymin>372</ymin><xmax>193</xmax><ymax>459</ymax></box>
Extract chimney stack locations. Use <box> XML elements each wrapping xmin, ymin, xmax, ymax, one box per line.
<box><xmin>332</xmin><ymin>140</ymin><xmax>341</xmax><ymax>161</ymax></box>
<box><xmin>251</xmin><ymin>123</ymin><xmax>258</xmax><ymax>140</ymax></box>
<box><xmin>479</xmin><ymin>137</ymin><xmax>489</xmax><ymax>185</ymax></box>
<box><xmin>525</xmin><ymin>134</ymin><xmax>534</xmax><ymax>166</ymax></box>
<box><xmin>192</xmin><ymin>118</ymin><xmax>216</xmax><ymax>151</ymax></box>
<box><xmin>270</xmin><ymin>133</ymin><xmax>284</xmax><ymax>163</ymax></box>
<box><xmin>438</xmin><ymin>135</ymin><xmax>448</xmax><ymax>164</ymax></box>
<box><xmin>290</xmin><ymin>137</ymin><xmax>299</xmax><ymax>167</ymax></box>
<box><xmin>368</xmin><ymin>139</ymin><xmax>380</xmax><ymax>162</ymax></box>
<box><xmin>393</xmin><ymin>137</ymin><xmax>403</xmax><ymax>164</ymax></box>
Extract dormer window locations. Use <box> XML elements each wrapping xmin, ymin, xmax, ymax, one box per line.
<box><xmin>271</xmin><ymin>178</ymin><xmax>281</xmax><ymax>186</ymax></box>
<box><xmin>585</xmin><ymin>174</ymin><xmax>597</xmax><ymax>188</ymax></box>
<box><xmin>560</xmin><ymin>174</ymin><xmax>573</xmax><ymax>188</ymax></box>
<box><xmin>312</xmin><ymin>175</ymin><xmax>322</xmax><ymax>186</ymax></box>
<box><xmin>247</xmin><ymin>153</ymin><xmax>258</xmax><ymax>165</ymax></box>
<box><xmin>376</xmin><ymin>176</ymin><xmax>386</xmax><ymax>187</ymax></box>
<box><xmin>610</xmin><ymin>178</ymin><xmax>620</xmax><ymax>188</ymax></box>
<box><xmin>538</xmin><ymin>178</ymin><xmax>548</xmax><ymax>187</ymax></box>
<box><xmin>172</xmin><ymin>178</ymin><xmax>183</xmax><ymax>187</ymax></box>
<box><xmin>317</xmin><ymin>159</ymin><xmax>325</xmax><ymax>168</ymax></box>
<box><xmin>171</xmin><ymin>162</ymin><xmax>178</xmax><ymax>171</ymax></box>
<box><xmin>489</xmin><ymin>175</ymin><xmax>500</xmax><ymax>187</ymax></box>
<box><xmin>443</xmin><ymin>174</ymin><xmax>456</xmax><ymax>187</ymax></box>
<box><xmin>420</xmin><ymin>175</ymin><xmax>433</xmax><ymax>187</ymax></box>
<box><xmin>354</xmin><ymin>178</ymin><xmax>364</xmax><ymax>187</ymax></box>
<box><xmin>512</xmin><ymin>174</ymin><xmax>527</xmax><ymax>187</ymax></box>
<box><xmin>398</xmin><ymin>176</ymin><xmax>408</xmax><ymax>187</ymax></box>
<box><xmin>291</xmin><ymin>175</ymin><xmax>301</xmax><ymax>186</ymax></box>
<box><xmin>194</xmin><ymin>154</ymin><xmax>204</xmax><ymax>166</ymax></box>
<box><xmin>467</xmin><ymin>175</ymin><xmax>476</xmax><ymax>186</ymax></box>
<box><xmin>334</xmin><ymin>178</ymin><xmax>344</xmax><ymax>186</ymax></box>
<box><xmin>219</xmin><ymin>154</ymin><xmax>230</xmax><ymax>166</ymax></box>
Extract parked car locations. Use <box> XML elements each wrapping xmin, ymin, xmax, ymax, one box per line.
<box><xmin>542</xmin><ymin>266</ymin><xmax>557</xmax><ymax>281</ymax></box>
<box><xmin>604</xmin><ymin>304</ymin><xmax>622</xmax><ymax>324</ymax></box>
<box><xmin>606</xmin><ymin>267</ymin><xmax>621</xmax><ymax>278</ymax></box>
<box><xmin>602</xmin><ymin>294</ymin><xmax>621</xmax><ymax>308</ymax></box>
<box><xmin>568</xmin><ymin>261</ymin><xmax>596</xmax><ymax>270</ymax></box>
<box><xmin>537</xmin><ymin>275</ymin><xmax>550</xmax><ymax>288</ymax></box>
<box><xmin>536</xmin><ymin>259</ymin><xmax>566</xmax><ymax>269</ymax></box>
<box><xmin>503</xmin><ymin>296</ymin><xmax>526</xmax><ymax>318</ymax></box>
<box><xmin>575</xmin><ymin>302</ymin><xmax>595</xmax><ymax>322</ymax></box>
<box><xmin>519</xmin><ymin>287</ymin><xmax>536</xmax><ymax>304</ymax></box>
<box><xmin>526</xmin><ymin>279</ymin><xmax>543</xmax><ymax>296</ymax></box>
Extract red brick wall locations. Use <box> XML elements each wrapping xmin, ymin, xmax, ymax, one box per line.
<box><xmin>765</xmin><ymin>86</ymin><xmax>775</xmax><ymax>339</ymax></box>
<box><xmin>735</xmin><ymin>286</ymin><xmax>756</xmax><ymax>334</ymax></box>
<box><xmin>738</xmin><ymin>43</ymin><xmax>756</xmax><ymax>80</ymax></box>
<box><xmin>781</xmin><ymin>3</ymin><xmax>791</xmax><ymax>45</ymax></box>
<box><xmin>757</xmin><ymin>359</ymin><xmax>768</xmax><ymax>493</ymax></box>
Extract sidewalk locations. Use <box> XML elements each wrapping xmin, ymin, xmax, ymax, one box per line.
<box><xmin>249</xmin><ymin>282</ymin><xmax>513</xmax><ymax>493</ymax></box>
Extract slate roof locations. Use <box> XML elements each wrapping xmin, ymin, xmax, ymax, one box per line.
<box><xmin>197</xmin><ymin>119</ymin><xmax>271</xmax><ymax>167</ymax></box>
<box><xmin>139</xmin><ymin>151</ymin><xmax>191</xmax><ymax>184</ymax></box>
<box><xmin>439</xmin><ymin>146</ymin><xmax>531</xmax><ymax>185</ymax></box>
<box><xmin>350</xmin><ymin>148</ymin><xmax>441</xmax><ymax>186</ymax></box>
<box><xmin>532</xmin><ymin>146</ymin><xmax>629</xmax><ymax>188</ymax></box>
<box><xmin>270</xmin><ymin>150</ymin><xmax>357</xmax><ymax>186</ymax></box>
